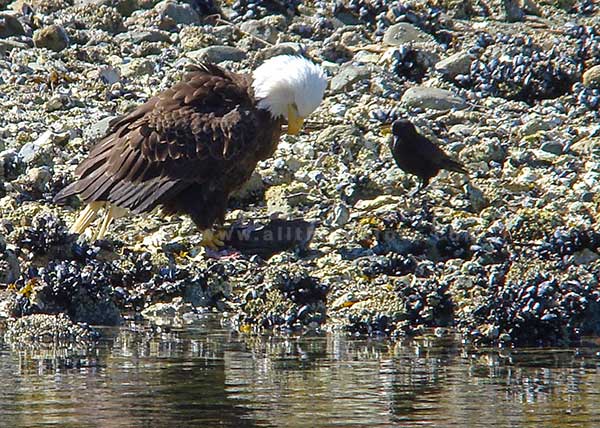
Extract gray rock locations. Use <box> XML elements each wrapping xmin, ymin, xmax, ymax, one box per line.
<box><xmin>239</xmin><ymin>16</ymin><xmax>284</xmax><ymax>44</ymax></box>
<box><xmin>0</xmin><ymin>39</ymin><xmax>30</xmax><ymax>54</ymax></box>
<box><xmin>520</xmin><ymin>0</ymin><xmax>542</xmax><ymax>16</ymax></box>
<box><xmin>258</xmin><ymin>42</ymin><xmax>304</xmax><ymax>60</ymax></box>
<box><xmin>327</xmin><ymin>203</ymin><xmax>350</xmax><ymax>227</ymax></box>
<box><xmin>583</xmin><ymin>65</ymin><xmax>600</xmax><ymax>89</ymax></box>
<box><xmin>383</xmin><ymin>23</ymin><xmax>435</xmax><ymax>46</ymax></box>
<box><xmin>540</xmin><ymin>141</ymin><xmax>563</xmax><ymax>155</ymax></box>
<box><xmin>330</xmin><ymin>63</ymin><xmax>370</xmax><ymax>93</ymax></box>
<box><xmin>98</xmin><ymin>66</ymin><xmax>120</xmax><ymax>85</ymax></box>
<box><xmin>24</xmin><ymin>166</ymin><xmax>51</xmax><ymax>192</ymax></box>
<box><xmin>19</xmin><ymin>130</ymin><xmax>69</xmax><ymax>165</ymax></box>
<box><xmin>521</xmin><ymin>117</ymin><xmax>562</xmax><ymax>136</ymax></box>
<box><xmin>155</xmin><ymin>0</ymin><xmax>200</xmax><ymax>25</ymax></box>
<box><xmin>572</xmin><ymin>248</ymin><xmax>600</xmax><ymax>265</ymax></box>
<box><xmin>401</xmin><ymin>86</ymin><xmax>467</xmax><ymax>110</ymax></box>
<box><xmin>33</xmin><ymin>25</ymin><xmax>70</xmax><ymax>52</ymax></box>
<box><xmin>503</xmin><ymin>0</ymin><xmax>525</xmax><ymax>22</ymax></box>
<box><xmin>84</xmin><ymin>116</ymin><xmax>117</xmax><ymax>140</ymax></box>
<box><xmin>435</xmin><ymin>52</ymin><xmax>473</xmax><ymax>79</ymax></box>
<box><xmin>187</xmin><ymin>45</ymin><xmax>247</xmax><ymax>63</ymax></box>
<box><xmin>0</xmin><ymin>13</ymin><xmax>26</xmax><ymax>38</ymax></box>
<box><xmin>75</xmin><ymin>0</ymin><xmax>139</xmax><ymax>17</ymax></box>
<box><xmin>120</xmin><ymin>58</ymin><xmax>157</xmax><ymax>78</ymax></box>
<box><xmin>115</xmin><ymin>30</ymin><xmax>171</xmax><ymax>44</ymax></box>
<box><xmin>0</xmin><ymin>150</ymin><xmax>19</xmax><ymax>179</ymax></box>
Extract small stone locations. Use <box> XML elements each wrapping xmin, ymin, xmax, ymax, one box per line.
<box><xmin>187</xmin><ymin>46</ymin><xmax>247</xmax><ymax>63</ymax></box>
<box><xmin>401</xmin><ymin>86</ymin><xmax>467</xmax><ymax>110</ymax></box>
<box><xmin>540</xmin><ymin>141</ymin><xmax>563</xmax><ymax>155</ymax></box>
<box><xmin>33</xmin><ymin>25</ymin><xmax>70</xmax><ymax>52</ymax></box>
<box><xmin>45</xmin><ymin>95</ymin><xmax>68</xmax><ymax>112</ymax></box>
<box><xmin>25</xmin><ymin>166</ymin><xmax>51</xmax><ymax>192</ymax></box>
<box><xmin>572</xmin><ymin>248</ymin><xmax>600</xmax><ymax>265</ymax></box>
<box><xmin>520</xmin><ymin>0</ymin><xmax>542</xmax><ymax>16</ymax></box>
<box><xmin>383</xmin><ymin>23</ymin><xmax>435</xmax><ymax>46</ymax></box>
<box><xmin>120</xmin><ymin>58</ymin><xmax>156</xmax><ymax>78</ymax></box>
<box><xmin>330</xmin><ymin>63</ymin><xmax>370</xmax><ymax>93</ymax></box>
<box><xmin>98</xmin><ymin>66</ymin><xmax>120</xmax><ymax>85</ymax></box>
<box><xmin>155</xmin><ymin>0</ymin><xmax>200</xmax><ymax>25</ymax></box>
<box><xmin>239</xmin><ymin>16</ymin><xmax>284</xmax><ymax>44</ymax></box>
<box><xmin>0</xmin><ymin>13</ymin><xmax>26</xmax><ymax>38</ymax></box>
<box><xmin>258</xmin><ymin>42</ymin><xmax>304</xmax><ymax>60</ymax></box>
<box><xmin>435</xmin><ymin>52</ymin><xmax>473</xmax><ymax>79</ymax></box>
<box><xmin>115</xmin><ymin>30</ymin><xmax>171</xmax><ymax>44</ymax></box>
<box><xmin>503</xmin><ymin>0</ymin><xmax>525</xmax><ymax>22</ymax></box>
<box><xmin>520</xmin><ymin>117</ymin><xmax>562</xmax><ymax>136</ymax></box>
<box><xmin>84</xmin><ymin>116</ymin><xmax>116</xmax><ymax>140</ymax></box>
<box><xmin>19</xmin><ymin>130</ymin><xmax>69</xmax><ymax>164</ymax></box>
<box><xmin>328</xmin><ymin>203</ymin><xmax>350</xmax><ymax>227</ymax></box>
<box><xmin>581</xmin><ymin>191</ymin><xmax>594</xmax><ymax>202</ymax></box>
<box><xmin>583</xmin><ymin>65</ymin><xmax>600</xmax><ymax>89</ymax></box>
<box><xmin>355</xmin><ymin>195</ymin><xmax>402</xmax><ymax>211</ymax></box>
<box><xmin>0</xmin><ymin>39</ymin><xmax>29</xmax><ymax>54</ymax></box>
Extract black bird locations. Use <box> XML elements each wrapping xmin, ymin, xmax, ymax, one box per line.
<box><xmin>389</xmin><ymin>119</ymin><xmax>467</xmax><ymax>193</ymax></box>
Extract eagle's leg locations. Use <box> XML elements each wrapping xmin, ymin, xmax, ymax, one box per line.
<box><xmin>198</xmin><ymin>228</ymin><xmax>227</xmax><ymax>251</ymax></box>
<box><xmin>94</xmin><ymin>203</ymin><xmax>128</xmax><ymax>240</ymax></box>
<box><xmin>70</xmin><ymin>201</ymin><xmax>105</xmax><ymax>235</ymax></box>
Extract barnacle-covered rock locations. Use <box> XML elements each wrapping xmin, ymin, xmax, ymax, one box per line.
<box><xmin>4</xmin><ymin>313</ymin><xmax>96</xmax><ymax>348</ymax></box>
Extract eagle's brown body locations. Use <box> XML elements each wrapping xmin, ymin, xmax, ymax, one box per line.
<box><xmin>54</xmin><ymin>63</ymin><xmax>283</xmax><ymax>232</ymax></box>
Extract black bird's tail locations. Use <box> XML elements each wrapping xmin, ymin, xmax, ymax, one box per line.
<box><xmin>442</xmin><ymin>158</ymin><xmax>468</xmax><ymax>175</ymax></box>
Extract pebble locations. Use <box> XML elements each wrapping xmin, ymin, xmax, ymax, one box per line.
<box><xmin>540</xmin><ymin>141</ymin><xmax>564</xmax><ymax>155</ymax></box>
<box><xmin>383</xmin><ymin>23</ymin><xmax>436</xmax><ymax>46</ymax></box>
<box><xmin>120</xmin><ymin>58</ymin><xmax>157</xmax><ymax>78</ymax></box>
<box><xmin>33</xmin><ymin>25</ymin><xmax>70</xmax><ymax>52</ymax></box>
<box><xmin>435</xmin><ymin>52</ymin><xmax>473</xmax><ymax>79</ymax></box>
<box><xmin>258</xmin><ymin>42</ymin><xmax>304</xmax><ymax>60</ymax></box>
<box><xmin>330</xmin><ymin>63</ymin><xmax>370</xmax><ymax>93</ymax></box>
<box><xmin>115</xmin><ymin>30</ymin><xmax>172</xmax><ymax>44</ymax></box>
<box><xmin>401</xmin><ymin>86</ymin><xmax>467</xmax><ymax>110</ymax></box>
<box><xmin>187</xmin><ymin>46</ymin><xmax>247</xmax><ymax>63</ymax></box>
<box><xmin>583</xmin><ymin>65</ymin><xmax>600</xmax><ymax>89</ymax></box>
<box><xmin>239</xmin><ymin>16</ymin><xmax>284</xmax><ymax>44</ymax></box>
<box><xmin>0</xmin><ymin>12</ymin><xmax>26</xmax><ymax>38</ymax></box>
<box><xmin>155</xmin><ymin>0</ymin><xmax>200</xmax><ymax>25</ymax></box>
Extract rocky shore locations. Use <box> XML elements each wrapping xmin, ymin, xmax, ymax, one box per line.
<box><xmin>1</xmin><ymin>0</ymin><xmax>600</xmax><ymax>348</ymax></box>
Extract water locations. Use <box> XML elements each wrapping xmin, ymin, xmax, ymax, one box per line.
<box><xmin>1</xmin><ymin>316</ymin><xmax>599</xmax><ymax>427</ymax></box>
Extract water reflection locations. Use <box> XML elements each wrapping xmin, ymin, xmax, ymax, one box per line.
<box><xmin>0</xmin><ymin>316</ymin><xmax>599</xmax><ymax>427</ymax></box>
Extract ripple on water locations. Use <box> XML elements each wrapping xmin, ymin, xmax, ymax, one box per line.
<box><xmin>0</xmin><ymin>318</ymin><xmax>599</xmax><ymax>428</ymax></box>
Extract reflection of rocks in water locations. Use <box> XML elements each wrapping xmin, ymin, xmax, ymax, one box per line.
<box><xmin>1</xmin><ymin>319</ymin><xmax>600</xmax><ymax>426</ymax></box>
<box><xmin>3</xmin><ymin>313</ymin><xmax>97</xmax><ymax>356</ymax></box>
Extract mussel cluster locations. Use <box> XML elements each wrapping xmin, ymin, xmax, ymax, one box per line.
<box><xmin>460</xmin><ymin>33</ymin><xmax>580</xmax><ymax>103</ymax></box>
<box><xmin>18</xmin><ymin>212</ymin><xmax>70</xmax><ymax>255</ymax></box>
<box><xmin>389</xmin><ymin>45</ymin><xmax>431</xmax><ymax>83</ymax></box>
<box><xmin>15</xmin><ymin>259</ymin><xmax>120</xmax><ymax>325</ymax></box>
<box><xmin>229</xmin><ymin>0</ymin><xmax>301</xmax><ymax>21</ymax></box>
<box><xmin>355</xmin><ymin>253</ymin><xmax>417</xmax><ymax>278</ymax></box>
<box><xmin>238</xmin><ymin>265</ymin><xmax>328</xmax><ymax>330</ymax></box>
<box><xmin>466</xmin><ymin>274</ymin><xmax>600</xmax><ymax>346</ymax></box>
<box><xmin>537</xmin><ymin>227</ymin><xmax>600</xmax><ymax>258</ymax></box>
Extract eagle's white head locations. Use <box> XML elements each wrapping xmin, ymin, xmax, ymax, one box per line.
<box><xmin>252</xmin><ymin>55</ymin><xmax>328</xmax><ymax>135</ymax></box>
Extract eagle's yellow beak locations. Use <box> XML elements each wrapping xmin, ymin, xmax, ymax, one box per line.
<box><xmin>286</xmin><ymin>104</ymin><xmax>305</xmax><ymax>135</ymax></box>
<box><xmin>380</xmin><ymin>124</ymin><xmax>392</xmax><ymax>136</ymax></box>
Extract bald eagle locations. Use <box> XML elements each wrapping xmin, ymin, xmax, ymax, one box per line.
<box><xmin>54</xmin><ymin>55</ymin><xmax>328</xmax><ymax>247</ymax></box>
